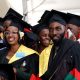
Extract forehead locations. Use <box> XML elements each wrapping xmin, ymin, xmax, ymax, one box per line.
<box><xmin>5</xmin><ymin>26</ymin><xmax>18</xmax><ymax>31</ymax></box>
<box><xmin>40</xmin><ymin>28</ymin><xmax>49</xmax><ymax>32</ymax></box>
<box><xmin>49</xmin><ymin>21</ymin><xmax>65</xmax><ymax>29</ymax></box>
<box><xmin>39</xmin><ymin>28</ymin><xmax>49</xmax><ymax>34</ymax></box>
<box><xmin>67</xmin><ymin>23</ymin><xmax>78</xmax><ymax>28</ymax></box>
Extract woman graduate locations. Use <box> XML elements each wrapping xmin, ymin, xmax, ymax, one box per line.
<box><xmin>0</xmin><ymin>13</ymin><xmax>39</xmax><ymax>80</ymax></box>
<box><xmin>32</xmin><ymin>23</ymin><xmax>52</xmax><ymax>77</ymax></box>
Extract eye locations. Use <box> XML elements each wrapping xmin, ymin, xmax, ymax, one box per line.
<box><xmin>4</xmin><ymin>31</ymin><xmax>10</xmax><ymax>35</ymax></box>
<box><xmin>12</xmin><ymin>32</ymin><xmax>18</xmax><ymax>34</ymax></box>
<box><xmin>4</xmin><ymin>31</ymin><xmax>18</xmax><ymax>35</ymax></box>
<box><xmin>55</xmin><ymin>26</ymin><xmax>62</xmax><ymax>31</ymax></box>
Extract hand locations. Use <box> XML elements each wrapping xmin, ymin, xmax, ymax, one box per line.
<box><xmin>13</xmin><ymin>67</ymin><xmax>17</xmax><ymax>74</ymax></box>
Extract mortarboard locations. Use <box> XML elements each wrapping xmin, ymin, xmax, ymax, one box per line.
<box><xmin>5</xmin><ymin>8</ymin><xmax>23</xmax><ymax>19</ymax></box>
<box><xmin>67</xmin><ymin>13</ymin><xmax>80</xmax><ymax>27</ymax></box>
<box><xmin>0</xmin><ymin>64</ymin><xmax>15</xmax><ymax>80</ymax></box>
<box><xmin>38</xmin><ymin>10</ymin><xmax>50</xmax><ymax>23</ymax></box>
<box><xmin>41</xmin><ymin>9</ymin><xmax>67</xmax><ymax>26</ymax></box>
<box><xmin>23</xmin><ymin>32</ymin><xmax>39</xmax><ymax>49</ymax></box>
<box><xmin>32</xmin><ymin>23</ymin><xmax>49</xmax><ymax>35</ymax></box>
<box><xmin>49</xmin><ymin>10</ymin><xmax>67</xmax><ymax>26</ymax></box>
<box><xmin>3</xmin><ymin>13</ymin><xmax>32</xmax><ymax>32</ymax></box>
<box><xmin>24</xmin><ymin>32</ymin><xmax>38</xmax><ymax>42</ymax></box>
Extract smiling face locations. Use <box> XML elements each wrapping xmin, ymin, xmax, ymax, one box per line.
<box><xmin>49</xmin><ymin>21</ymin><xmax>66</xmax><ymax>45</ymax></box>
<box><xmin>4</xmin><ymin>26</ymin><xmax>19</xmax><ymax>45</ymax></box>
<box><xmin>39</xmin><ymin>28</ymin><xmax>50</xmax><ymax>47</ymax></box>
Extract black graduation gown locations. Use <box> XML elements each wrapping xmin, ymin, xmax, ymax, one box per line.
<box><xmin>41</xmin><ymin>38</ymin><xmax>80</xmax><ymax>80</ymax></box>
<box><xmin>0</xmin><ymin>39</ymin><xmax>5</xmax><ymax>49</ymax></box>
<box><xmin>0</xmin><ymin>48</ymin><xmax>39</xmax><ymax>80</ymax></box>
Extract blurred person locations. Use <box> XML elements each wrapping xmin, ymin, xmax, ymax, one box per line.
<box><xmin>67</xmin><ymin>13</ymin><xmax>80</xmax><ymax>43</ymax></box>
<box><xmin>0</xmin><ymin>17</ymin><xmax>5</xmax><ymax>49</ymax></box>
<box><xmin>32</xmin><ymin>23</ymin><xmax>52</xmax><ymax>77</ymax></box>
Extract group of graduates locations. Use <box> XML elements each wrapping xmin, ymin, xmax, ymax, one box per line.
<box><xmin>0</xmin><ymin>8</ymin><xmax>80</xmax><ymax>80</ymax></box>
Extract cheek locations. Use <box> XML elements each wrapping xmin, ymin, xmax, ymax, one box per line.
<box><xmin>16</xmin><ymin>35</ymin><xmax>19</xmax><ymax>41</ymax></box>
<box><xmin>39</xmin><ymin>36</ymin><xmax>45</xmax><ymax>41</ymax></box>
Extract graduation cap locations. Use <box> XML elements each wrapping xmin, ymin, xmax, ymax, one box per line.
<box><xmin>67</xmin><ymin>13</ymin><xmax>80</xmax><ymax>27</ymax></box>
<box><xmin>41</xmin><ymin>9</ymin><xmax>67</xmax><ymax>26</ymax></box>
<box><xmin>24</xmin><ymin>32</ymin><xmax>38</xmax><ymax>42</ymax></box>
<box><xmin>49</xmin><ymin>10</ymin><xmax>67</xmax><ymax>26</ymax></box>
<box><xmin>38</xmin><ymin>10</ymin><xmax>50</xmax><ymax>23</ymax></box>
<box><xmin>3</xmin><ymin>13</ymin><xmax>32</xmax><ymax>32</ymax></box>
<box><xmin>3</xmin><ymin>8</ymin><xmax>23</xmax><ymax>25</ymax></box>
<box><xmin>32</xmin><ymin>23</ymin><xmax>49</xmax><ymax>35</ymax></box>
<box><xmin>23</xmin><ymin>32</ymin><xmax>39</xmax><ymax>49</ymax></box>
<box><xmin>5</xmin><ymin>8</ymin><xmax>23</xmax><ymax>19</ymax></box>
<box><xmin>0</xmin><ymin>64</ymin><xmax>15</xmax><ymax>80</ymax></box>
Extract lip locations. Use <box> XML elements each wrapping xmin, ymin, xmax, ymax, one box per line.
<box><xmin>7</xmin><ymin>37</ymin><xmax>15</xmax><ymax>42</ymax></box>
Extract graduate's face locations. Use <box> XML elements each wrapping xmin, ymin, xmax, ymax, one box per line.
<box><xmin>67</xmin><ymin>23</ymin><xmax>79</xmax><ymax>38</ymax></box>
<box><xmin>39</xmin><ymin>28</ymin><xmax>50</xmax><ymax>47</ymax></box>
<box><xmin>49</xmin><ymin>22</ymin><xmax>66</xmax><ymax>45</ymax></box>
<box><xmin>4</xmin><ymin>26</ymin><xmax>19</xmax><ymax>45</ymax></box>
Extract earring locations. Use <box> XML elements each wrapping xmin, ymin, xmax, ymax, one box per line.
<box><xmin>38</xmin><ymin>41</ymin><xmax>40</xmax><ymax>44</ymax></box>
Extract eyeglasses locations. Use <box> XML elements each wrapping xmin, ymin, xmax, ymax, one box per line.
<box><xmin>4</xmin><ymin>31</ymin><xmax>18</xmax><ymax>36</ymax></box>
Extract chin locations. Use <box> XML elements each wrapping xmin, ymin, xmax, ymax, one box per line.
<box><xmin>52</xmin><ymin>39</ymin><xmax>60</xmax><ymax>46</ymax></box>
<box><xmin>8</xmin><ymin>42</ymin><xmax>15</xmax><ymax>45</ymax></box>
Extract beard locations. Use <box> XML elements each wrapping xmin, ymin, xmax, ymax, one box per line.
<box><xmin>52</xmin><ymin>32</ymin><xmax>65</xmax><ymax>46</ymax></box>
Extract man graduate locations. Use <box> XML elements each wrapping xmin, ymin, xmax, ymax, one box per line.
<box><xmin>40</xmin><ymin>10</ymin><xmax>80</xmax><ymax>80</ymax></box>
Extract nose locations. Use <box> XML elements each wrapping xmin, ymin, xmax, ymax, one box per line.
<box><xmin>46</xmin><ymin>35</ymin><xmax>50</xmax><ymax>40</ymax></box>
<box><xmin>8</xmin><ymin>32</ymin><xmax>13</xmax><ymax>36</ymax></box>
<box><xmin>53</xmin><ymin>30</ymin><xmax>57</xmax><ymax>35</ymax></box>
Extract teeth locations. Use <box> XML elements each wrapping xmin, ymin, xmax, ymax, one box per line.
<box><xmin>9</xmin><ymin>38</ymin><xmax>14</xmax><ymax>41</ymax></box>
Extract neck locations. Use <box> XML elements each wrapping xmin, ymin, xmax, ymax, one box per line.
<box><xmin>10</xmin><ymin>43</ymin><xmax>20</xmax><ymax>53</ymax></box>
<box><xmin>54</xmin><ymin>38</ymin><xmax>64</xmax><ymax>47</ymax></box>
<box><xmin>38</xmin><ymin>44</ymin><xmax>46</xmax><ymax>54</ymax></box>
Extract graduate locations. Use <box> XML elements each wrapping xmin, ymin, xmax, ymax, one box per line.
<box><xmin>0</xmin><ymin>12</ymin><xmax>39</xmax><ymax>80</ymax></box>
<box><xmin>67</xmin><ymin>13</ymin><xmax>80</xmax><ymax>43</ymax></box>
<box><xmin>39</xmin><ymin>10</ymin><xmax>80</xmax><ymax>80</ymax></box>
<box><xmin>32</xmin><ymin>23</ymin><xmax>51</xmax><ymax>53</ymax></box>
<box><xmin>32</xmin><ymin>23</ymin><xmax>52</xmax><ymax>77</ymax></box>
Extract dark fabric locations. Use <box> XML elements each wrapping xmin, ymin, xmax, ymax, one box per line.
<box><xmin>41</xmin><ymin>38</ymin><xmax>80</xmax><ymax>80</ymax></box>
<box><xmin>0</xmin><ymin>64</ymin><xmax>15</xmax><ymax>80</ymax></box>
<box><xmin>0</xmin><ymin>49</ymin><xmax>39</xmax><ymax>80</ymax></box>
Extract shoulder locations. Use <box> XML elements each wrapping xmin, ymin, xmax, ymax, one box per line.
<box><xmin>42</xmin><ymin>45</ymin><xmax>53</xmax><ymax>53</ymax></box>
<box><xmin>19</xmin><ymin>45</ymin><xmax>39</xmax><ymax>55</ymax></box>
<box><xmin>0</xmin><ymin>47</ymin><xmax>7</xmax><ymax>52</ymax></box>
<box><xmin>0</xmin><ymin>47</ymin><xmax>8</xmax><ymax>56</ymax></box>
<box><xmin>65</xmin><ymin>39</ymin><xmax>80</xmax><ymax>58</ymax></box>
